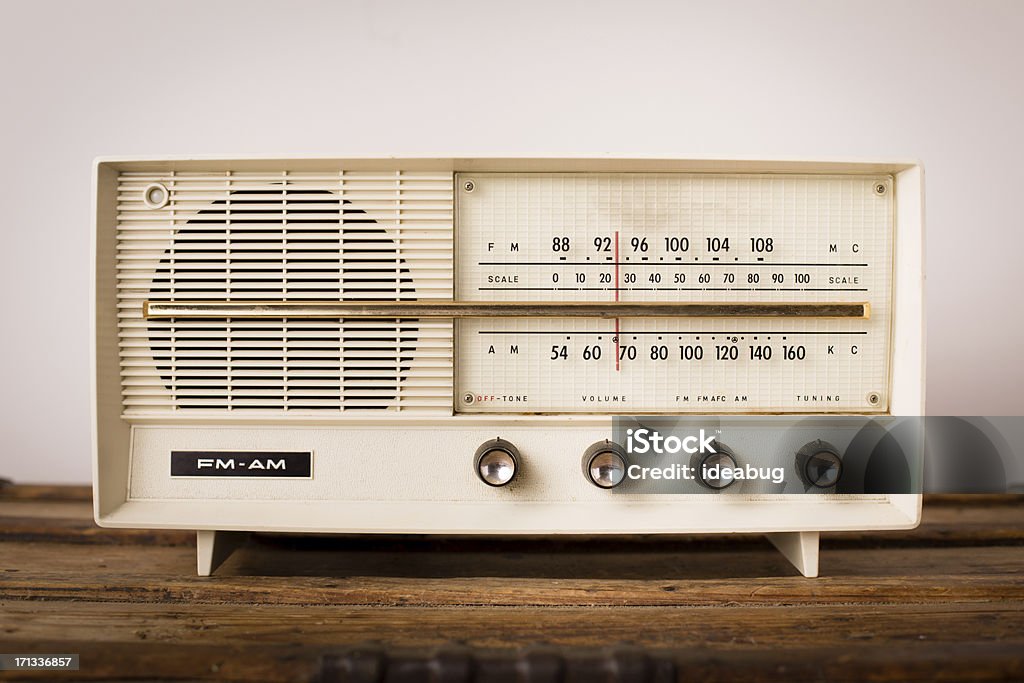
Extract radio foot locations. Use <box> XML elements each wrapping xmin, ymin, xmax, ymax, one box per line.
<box><xmin>196</xmin><ymin>530</ymin><xmax>248</xmax><ymax>576</ymax></box>
<box><xmin>766</xmin><ymin>531</ymin><xmax>819</xmax><ymax>577</ymax></box>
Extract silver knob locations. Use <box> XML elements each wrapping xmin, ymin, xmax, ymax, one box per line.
<box><xmin>583</xmin><ymin>441</ymin><xmax>628</xmax><ymax>489</ymax></box>
<box><xmin>692</xmin><ymin>441</ymin><xmax>738</xmax><ymax>490</ymax></box>
<box><xmin>474</xmin><ymin>438</ymin><xmax>520</xmax><ymax>487</ymax></box>
<box><xmin>796</xmin><ymin>440</ymin><xmax>843</xmax><ymax>489</ymax></box>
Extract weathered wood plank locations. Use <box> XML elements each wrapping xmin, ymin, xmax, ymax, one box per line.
<box><xmin>0</xmin><ymin>643</ymin><xmax>1019</xmax><ymax>683</ymax></box>
<box><xmin>0</xmin><ymin>640</ymin><xmax>317</xmax><ymax>682</ymax></box>
<box><xmin>0</xmin><ymin>482</ymin><xmax>92</xmax><ymax>502</ymax></box>
<box><xmin>3</xmin><ymin>600</ymin><xmax>1024</xmax><ymax>650</ymax></box>
<box><xmin>0</xmin><ymin>513</ymin><xmax>195</xmax><ymax>546</ymax></box>
<box><xmin>1</xmin><ymin>639</ymin><xmax>1020</xmax><ymax>683</ymax></box>
<box><xmin>1</xmin><ymin>542</ymin><xmax>1022</xmax><ymax>607</ymax></box>
<box><xmin>1</xmin><ymin>486</ymin><xmax>1021</xmax><ymax>681</ymax></box>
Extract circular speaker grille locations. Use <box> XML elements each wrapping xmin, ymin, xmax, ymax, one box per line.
<box><xmin>147</xmin><ymin>188</ymin><xmax>418</xmax><ymax>411</ymax></box>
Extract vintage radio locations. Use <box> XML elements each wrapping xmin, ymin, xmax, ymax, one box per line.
<box><xmin>92</xmin><ymin>157</ymin><xmax>924</xmax><ymax>576</ymax></box>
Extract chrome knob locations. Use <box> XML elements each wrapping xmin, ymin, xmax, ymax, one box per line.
<box><xmin>692</xmin><ymin>441</ymin><xmax>738</xmax><ymax>490</ymax></box>
<box><xmin>796</xmin><ymin>440</ymin><xmax>843</xmax><ymax>489</ymax></box>
<box><xmin>583</xmin><ymin>441</ymin><xmax>628</xmax><ymax>489</ymax></box>
<box><xmin>474</xmin><ymin>438</ymin><xmax>520</xmax><ymax>487</ymax></box>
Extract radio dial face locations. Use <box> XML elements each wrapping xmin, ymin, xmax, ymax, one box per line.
<box><xmin>456</xmin><ymin>173</ymin><xmax>894</xmax><ymax>414</ymax></box>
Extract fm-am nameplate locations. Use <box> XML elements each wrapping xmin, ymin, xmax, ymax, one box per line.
<box><xmin>170</xmin><ymin>451</ymin><xmax>313</xmax><ymax>478</ymax></box>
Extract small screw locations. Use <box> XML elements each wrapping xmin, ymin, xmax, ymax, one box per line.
<box><xmin>867</xmin><ymin>392</ymin><xmax>881</xmax><ymax>406</ymax></box>
<box><xmin>463</xmin><ymin>179</ymin><xmax>475</xmax><ymax>193</ymax></box>
<box><xmin>873</xmin><ymin>182</ymin><xmax>887</xmax><ymax>196</ymax></box>
<box><xmin>143</xmin><ymin>182</ymin><xmax>170</xmax><ymax>209</ymax></box>
<box><xmin>463</xmin><ymin>392</ymin><xmax>475</xmax><ymax>404</ymax></box>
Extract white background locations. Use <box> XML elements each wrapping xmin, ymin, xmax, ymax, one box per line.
<box><xmin>1</xmin><ymin>0</ymin><xmax>1022</xmax><ymax>483</ymax></box>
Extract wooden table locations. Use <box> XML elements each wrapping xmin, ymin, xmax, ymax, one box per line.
<box><xmin>1</xmin><ymin>484</ymin><xmax>1022</xmax><ymax>682</ymax></box>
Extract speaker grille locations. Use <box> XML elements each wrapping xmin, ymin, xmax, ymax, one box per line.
<box><xmin>116</xmin><ymin>171</ymin><xmax>454</xmax><ymax>415</ymax></box>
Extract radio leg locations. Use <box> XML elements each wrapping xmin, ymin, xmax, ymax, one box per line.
<box><xmin>766</xmin><ymin>531</ymin><xmax>820</xmax><ymax>577</ymax></box>
<box><xmin>196</xmin><ymin>530</ymin><xmax>248</xmax><ymax>576</ymax></box>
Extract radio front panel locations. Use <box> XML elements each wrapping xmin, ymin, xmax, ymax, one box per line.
<box><xmin>92</xmin><ymin>158</ymin><xmax>925</xmax><ymax>577</ymax></box>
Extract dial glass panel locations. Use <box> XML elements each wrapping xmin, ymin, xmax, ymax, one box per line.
<box><xmin>456</xmin><ymin>173</ymin><xmax>892</xmax><ymax>414</ymax></box>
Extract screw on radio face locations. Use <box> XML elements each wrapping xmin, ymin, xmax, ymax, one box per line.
<box><xmin>142</xmin><ymin>183</ymin><xmax>169</xmax><ymax>209</ymax></box>
<box><xmin>873</xmin><ymin>181</ymin><xmax>888</xmax><ymax>196</ymax></box>
<box><xmin>462</xmin><ymin>179</ymin><xmax>476</xmax><ymax>193</ymax></box>
<box><xmin>690</xmin><ymin>440</ymin><xmax>738</xmax><ymax>491</ymax></box>
<box><xmin>796</xmin><ymin>440</ymin><xmax>844</xmax><ymax>489</ymax></box>
<box><xmin>582</xmin><ymin>440</ymin><xmax>628</xmax><ymax>489</ymax></box>
<box><xmin>474</xmin><ymin>438</ymin><xmax>519</xmax><ymax>487</ymax></box>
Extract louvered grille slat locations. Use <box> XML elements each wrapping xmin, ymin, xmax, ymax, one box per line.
<box><xmin>116</xmin><ymin>170</ymin><xmax>454</xmax><ymax>416</ymax></box>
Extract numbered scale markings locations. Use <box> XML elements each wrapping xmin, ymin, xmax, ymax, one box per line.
<box><xmin>456</xmin><ymin>173</ymin><xmax>892</xmax><ymax>413</ymax></box>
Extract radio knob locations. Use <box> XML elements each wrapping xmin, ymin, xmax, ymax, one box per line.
<box><xmin>796</xmin><ymin>440</ymin><xmax>843</xmax><ymax>489</ymax></box>
<box><xmin>692</xmin><ymin>441</ymin><xmax>738</xmax><ymax>490</ymax></box>
<box><xmin>583</xmin><ymin>441</ymin><xmax>628</xmax><ymax>489</ymax></box>
<box><xmin>474</xmin><ymin>438</ymin><xmax>520</xmax><ymax>487</ymax></box>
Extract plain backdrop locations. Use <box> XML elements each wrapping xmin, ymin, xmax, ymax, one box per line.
<box><xmin>1</xmin><ymin>0</ymin><xmax>1022</xmax><ymax>484</ymax></box>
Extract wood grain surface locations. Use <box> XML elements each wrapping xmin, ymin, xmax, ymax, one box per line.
<box><xmin>0</xmin><ymin>483</ymin><xmax>1021</xmax><ymax>682</ymax></box>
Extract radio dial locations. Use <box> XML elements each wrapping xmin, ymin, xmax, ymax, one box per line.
<box><xmin>583</xmin><ymin>441</ymin><xmax>628</xmax><ymax>489</ymax></box>
<box><xmin>796</xmin><ymin>440</ymin><xmax>843</xmax><ymax>489</ymax></box>
<box><xmin>693</xmin><ymin>442</ymin><xmax>738</xmax><ymax>490</ymax></box>
<box><xmin>474</xmin><ymin>438</ymin><xmax>520</xmax><ymax>487</ymax></box>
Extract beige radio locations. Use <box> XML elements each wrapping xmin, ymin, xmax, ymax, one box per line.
<box><xmin>92</xmin><ymin>157</ymin><xmax>924</xmax><ymax>576</ymax></box>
